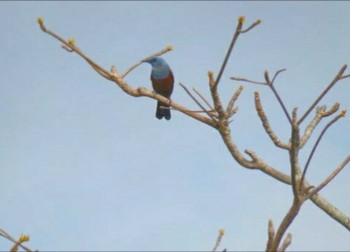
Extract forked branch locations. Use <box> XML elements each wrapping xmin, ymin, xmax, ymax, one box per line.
<box><xmin>298</xmin><ymin>65</ymin><xmax>349</xmax><ymax>124</ymax></box>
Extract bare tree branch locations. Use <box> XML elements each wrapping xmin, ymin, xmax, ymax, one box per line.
<box><xmin>277</xmin><ymin>233</ymin><xmax>292</xmax><ymax>252</ymax></box>
<box><xmin>299</xmin><ymin>103</ymin><xmax>340</xmax><ymax>148</ymax></box>
<box><xmin>230</xmin><ymin>76</ymin><xmax>267</xmax><ymax>85</ymax></box>
<box><xmin>179</xmin><ymin>82</ymin><xmax>218</xmax><ymax>121</ymax></box>
<box><xmin>209</xmin><ymin>71</ymin><xmax>226</xmax><ymax>119</ymax></box>
<box><xmin>309</xmin><ymin>190</ymin><xmax>350</xmax><ymax>230</ymax></box>
<box><xmin>38</xmin><ymin>18</ymin><xmax>217</xmax><ymax>128</ymax></box>
<box><xmin>289</xmin><ymin>108</ymin><xmax>302</xmax><ymax>199</ymax></box>
<box><xmin>232</xmin><ymin>69</ymin><xmax>291</xmax><ymax>125</ymax></box>
<box><xmin>264</xmin><ymin>70</ymin><xmax>292</xmax><ymax>125</ymax></box>
<box><xmin>0</xmin><ymin>229</ymin><xmax>33</xmax><ymax>252</ymax></box>
<box><xmin>270</xmin><ymin>200</ymin><xmax>301</xmax><ymax>251</ymax></box>
<box><xmin>37</xmin><ymin>16</ymin><xmax>350</xmax><ymax>245</ymax></box>
<box><xmin>254</xmin><ymin>91</ymin><xmax>290</xmax><ymax>149</ymax></box>
<box><xmin>271</xmin><ymin>69</ymin><xmax>286</xmax><ymax>84</ymax></box>
<box><xmin>266</xmin><ymin>219</ymin><xmax>275</xmax><ymax>251</ymax></box>
<box><xmin>212</xmin><ymin>229</ymin><xmax>225</xmax><ymax>252</ymax></box>
<box><xmin>306</xmin><ymin>155</ymin><xmax>350</xmax><ymax>200</ymax></box>
<box><xmin>241</xmin><ymin>19</ymin><xmax>262</xmax><ymax>33</ymax></box>
<box><xmin>300</xmin><ymin>111</ymin><xmax>347</xmax><ymax>189</ymax></box>
<box><xmin>226</xmin><ymin>85</ymin><xmax>243</xmax><ymax>117</ymax></box>
<box><xmin>193</xmin><ymin>87</ymin><xmax>216</xmax><ymax>112</ymax></box>
<box><xmin>121</xmin><ymin>45</ymin><xmax>173</xmax><ymax>78</ymax></box>
<box><xmin>214</xmin><ymin>17</ymin><xmax>260</xmax><ymax>89</ymax></box>
<box><xmin>298</xmin><ymin>65</ymin><xmax>348</xmax><ymax>124</ymax></box>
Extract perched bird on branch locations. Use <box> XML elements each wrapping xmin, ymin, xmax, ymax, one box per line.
<box><xmin>143</xmin><ymin>57</ymin><xmax>174</xmax><ymax>120</ymax></box>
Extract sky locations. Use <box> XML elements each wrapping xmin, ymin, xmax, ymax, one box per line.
<box><xmin>1</xmin><ymin>1</ymin><xmax>350</xmax><ymax>251</ymax></box>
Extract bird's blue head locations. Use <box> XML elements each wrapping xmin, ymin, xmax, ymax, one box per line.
<box><xmin>143</xmin><ymin>57</ymin><xmax>171</xmax><ymax>79</ymax></box>
<box><xmin>143</xmin><ymin>57</ymin><xmax>168</xmax><ymax>67</ymax></box>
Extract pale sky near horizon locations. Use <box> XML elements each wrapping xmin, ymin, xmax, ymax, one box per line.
<box><xmin>1</xmin><ymin>1</ymin><xmax>350</xmax><ymax>251</ymax></box>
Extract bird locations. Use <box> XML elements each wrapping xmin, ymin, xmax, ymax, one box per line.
<box><xmin>143</xmin><ymin>57</ymin><xmax>174</xmax><ymax>120</ymax></box>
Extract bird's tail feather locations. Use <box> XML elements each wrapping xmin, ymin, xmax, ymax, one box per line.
<box><xmin>156</xmin><ymin>101</ymin><xmax>171</xmax><ymax>120</ymax></box>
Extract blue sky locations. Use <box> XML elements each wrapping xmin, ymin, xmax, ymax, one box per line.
<box><xmin>1</xmin><ymin>1</ymin><xmax>350</xmax><ymax>251</ymax></box>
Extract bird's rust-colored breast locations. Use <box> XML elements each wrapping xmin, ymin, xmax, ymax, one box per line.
<box><xmin>151</xmin><ymin>71</ymin><xmax>174</xmax><ymax>98</ymax></box>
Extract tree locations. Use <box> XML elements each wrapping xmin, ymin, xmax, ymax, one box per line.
<box><xmin>2</xmin><ymin>16</ymin><xmax>348</xmax><ymax>252</ymax></box>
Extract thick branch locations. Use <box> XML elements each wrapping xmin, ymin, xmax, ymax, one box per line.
<box><xmin>270</xmin><ymin>200</ymin><xmax>301</xmax><ymax>251</ymax></box>
<box><xmin>310</xmin><ymin>190</ymin><xmax>350</xmax><ymax>230</ymax></box>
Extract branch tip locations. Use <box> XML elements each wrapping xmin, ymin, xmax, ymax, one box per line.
<box><xmin>37</xmin><ymin>17</ymin><xmax>44</xmax><ymax>25</ymax></box>
<box><xmin>264</xmin><ymin>70</ymin><xmax>270</xmax><ymax>83</ymax></box>
<box><xmin>165</xmin><ymin>44</ymin><xmax>173</xmax><ymax>51</ymax></box>
<box><xmin>19</xmin><ymin>234</ymin><xmax>30</xmax><ymax>243</ymax></box>
<box><xmin>238</xmin><ymin>16</ymin><xmax>246</xmax><ymax>24</ymax></box>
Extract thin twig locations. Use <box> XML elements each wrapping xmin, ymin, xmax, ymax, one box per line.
<box><xmin>213</xmin><ymin>17</ymin><xmax>244</xmax><ymax>90</ymax></box>
<box><xmin>306</xmin><ymin>155</ymin><xmax>350</xmax><ymax>200</ymax></box>
<box><xmin>212</xmin><ymin>229</ymin><xmax>225</xmax><ymax>252</ymax></box>
<box><xmin>298</xmin><ymin>65</ymin><xmax>347</xmax><ymax>125</ymax></box>
<box><xmin>265</xmin><ymin>70</ymin><xmax>292</xmax><ymax>125</ymax></box>
<box><xmin>300</xmin><ymin>111</ymin><xmax>347</xmax><ymax>189</ymax></box>
<box><xmin>240</xmin><ymin>19</ymin><xmax>261</xmax><ymax>33</ymax></box>
<box><xmin>0</xmin><ymin>229</ymin><xmax>33</xmax><ymax>252</ymax></box>
<box><xmin>39</xmin><ymin>19</ymin><xmax>110</xmax><ymax>80</ymax></box>
<box><xmin>193</xmin><ymin>87</ymin><xmax>215</xmax><ymax>111</ymax></box>
<box><xmin>233</xmin><ymin>69</ymin><xmax>291</xmax><ymax>125</ymax></box>
<box><xmin>230</xmin><ymin>76</ymin><xmax>267</xmax><ymax>85</ymax></box>
<box><xmin>271</xmin><ymin>69</ymin><xmax>286</xmax><ymax>84</ymax></box>
<box><xmin>163</xmin><ymin>106</ymin><xmax>217</xmax><ymax>117</ymax></box>
<box><xmin>179</xmin><ymin>83</ymin><xmax>218</xmax><ymax>121</ymax></box>
<box><xmin>340</xmin><ymin>73</ymin><xmax>350</xmax><ymax>79</ymax></box>
<box><xmin>121</xmin><ymin>45</ymin><xmax>173</xmax><ymax>78</ymax></box>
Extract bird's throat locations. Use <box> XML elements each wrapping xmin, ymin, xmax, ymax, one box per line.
<box><xmin>151</xmin><ymin>67</ymin><xmax>170</xmax><ymax>79</ymax></box>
